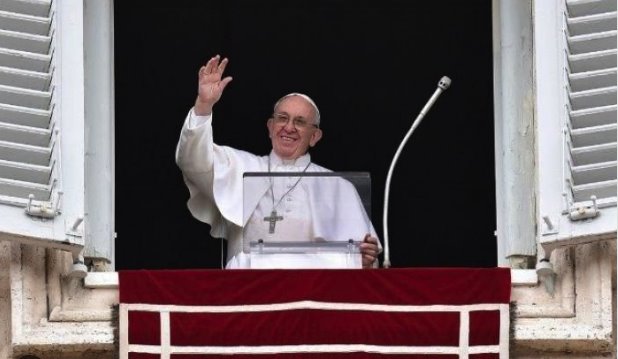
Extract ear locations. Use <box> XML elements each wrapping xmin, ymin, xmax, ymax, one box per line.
<box><xmin>266</xmin><ymin>118</ymin><xmax>274</xmax><ymax>138</ymax></box>
<box><xmin>309</xmin><ymin>128</ymin><xmax>323</xmax><ymax>147</ymax></box>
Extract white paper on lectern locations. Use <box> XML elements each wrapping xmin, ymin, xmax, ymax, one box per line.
<box><xmin>251</xmin><ymin>252</ymin><xmax>362</xmax><ymax>269</ymax></box>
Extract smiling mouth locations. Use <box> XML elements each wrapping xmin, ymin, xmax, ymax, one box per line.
<box><xmin>280</xmin><ymin>135</ymin><xmax>297</xmax><ymax>142</ymax></box>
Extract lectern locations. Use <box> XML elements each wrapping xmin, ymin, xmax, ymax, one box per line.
<box><xmin>242</xmin><ymin>172</ymin><xmax>373</xmax><ymax>269</ymax></box>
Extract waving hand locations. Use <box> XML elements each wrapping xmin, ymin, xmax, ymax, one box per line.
<box><xmin>194</xmin><ymin>55</ymin><xmax>233</xmax><ymax>116</ymax></box>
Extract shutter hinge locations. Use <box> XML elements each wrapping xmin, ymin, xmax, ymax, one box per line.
<box><xmin>25</xmin><ymin>190</ymin><xmax>63</xmax><ymax>219</ymax></box>
<box><xmin>567</xmin><ymin>195</ymin><xmax>599</xmax><ymax>221</ymax></box>
<box><xmin>541</xmin><ymin>215</ymin><xmax>559</xmax><ymax>235</ymax></box>
<box><xmin>66</xmin><ymin>216</ymin><xmax>84</xmax><ymax>238</ymax></box>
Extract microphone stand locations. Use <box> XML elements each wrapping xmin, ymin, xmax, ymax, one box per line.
<box><xmin>382</xmin><ymin>76</ymin><xmax>452</xmax><ymax>268</ymax></box>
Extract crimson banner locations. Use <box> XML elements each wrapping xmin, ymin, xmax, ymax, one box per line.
<box><xmin>120</xmin><ymin>268</ymin><xmax>510</xmax><ymax>358</ymax></box>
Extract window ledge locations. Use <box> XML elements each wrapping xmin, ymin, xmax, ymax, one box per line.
<box><xmin>511</xmin><ymin>269</ymin><xmax>539</xmax><ymax>286</ymax></box>
<box><xmin>85</xmin><ymin>269</ymin><xmax>539</xmax><ymax>290</ymax></box>
<box><xmin>84</xmin><ymin>272</ymin><xmax>119</xmax><ymax>289</ymax></box>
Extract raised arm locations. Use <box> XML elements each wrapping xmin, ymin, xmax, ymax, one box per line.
<box><xmin>194</xmin><ymin>55</ymin><xmax>233</xmax><ymax>116</ymax></box>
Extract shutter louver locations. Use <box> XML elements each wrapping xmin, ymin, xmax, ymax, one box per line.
<box><xmin>0</xmin><ymin>0</ymin><xmax>54</xmax><ymax>205</ymax></box>
<box><xmin>564</xmin><ymin>0</ymin><xmax>617</xmax><ymax>208</ymax></box>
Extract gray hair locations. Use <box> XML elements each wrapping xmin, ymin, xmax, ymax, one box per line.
<box><xmin>273</xmin><ymin>93</ymin><xmax>321</xmax><ymax>127</ymax></box>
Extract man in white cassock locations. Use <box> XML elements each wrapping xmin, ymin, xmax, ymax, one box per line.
<box><xmin>176</xmin><ymin>55</ymin><xmax>380</xmax><ymax>269</ymax></box>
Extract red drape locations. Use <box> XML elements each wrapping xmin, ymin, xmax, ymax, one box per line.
<box><xmin>120</xmin><ymin>268</ymin><xmax>510</xmax><ymax>358</ymax></box>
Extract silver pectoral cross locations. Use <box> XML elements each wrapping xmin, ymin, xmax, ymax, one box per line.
<box><xmin>264</xmin><ymin>210</ymin><xmax>284</xmax><ymax>234</ymax></box>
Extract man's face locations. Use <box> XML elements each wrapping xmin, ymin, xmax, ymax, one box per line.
<box><xmin>267</xmin><ymin>96</ymin><xmax>322</xmax><ymax>160</ymax></box>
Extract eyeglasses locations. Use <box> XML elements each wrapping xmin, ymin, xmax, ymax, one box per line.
<box><xmin>272</xmin><ymin>113</ymin><xmax>318</xmax><ymax>129</ymax></box>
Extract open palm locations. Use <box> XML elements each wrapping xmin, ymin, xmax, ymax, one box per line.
<box><xmin>195</xmin><ymin>55</ymin><xmax>233</xmax><ymax>115</ymax></box>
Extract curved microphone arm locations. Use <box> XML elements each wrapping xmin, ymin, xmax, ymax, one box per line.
<box><xmin>382</xmin><ymin>76</ymin><xmax>451</xmax><ymax>268</ymax></box>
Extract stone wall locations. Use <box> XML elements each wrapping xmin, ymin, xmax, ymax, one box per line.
<box><xmin>0</xmin><ymin>239</ymin><xmax>614</xmax><ymax>358</ymax></box>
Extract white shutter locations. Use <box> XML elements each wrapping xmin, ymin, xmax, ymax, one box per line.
<box><xmin>0</xmin><ymin>0</ymin><xmax>86</xmax><ymax>256</ymax></box>
<box><xmin>0</xmin><ymin>0</ymin><xmax>55</xmax><ymax>205</ymax></box>
<box><xmin>564</xmin><ymin>0</ymin><xmax>617</xmax><ymax>207</ymax></box>
<box><xmin>535</xmin><ymin>0</ymin><xmax>617</xmax><ymax>255</ymax></box>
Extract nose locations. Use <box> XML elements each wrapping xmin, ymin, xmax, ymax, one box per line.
<box><xmin>282</xmin><ymin>118</ymin><xmax>297</xmax><ymax>132</ymax></box>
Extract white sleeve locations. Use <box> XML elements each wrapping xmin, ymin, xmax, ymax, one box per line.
<box><xmin>175</xmin><ymin>108</ymin><xmax>264</xmax><ymax>233</ymax></box>
<box><xmin>188</xmin><ymin>108</ymin><xmax>212</xmax><ymax>129</ymax></box>
<box><xmin>176</xmin><ymin>108</ymin><xmax>227</xmax><ymax>237</ymax></box>
<box><xmin>176</xmin><ymin>108</ymin><xmax>216</xmax><ymax>174</ymax></box>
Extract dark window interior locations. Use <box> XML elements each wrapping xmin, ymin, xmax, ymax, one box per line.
<box><xmin>114</xmin><ymin>0</ymin><xmax>496</xmax><ymax>269</ymax></box>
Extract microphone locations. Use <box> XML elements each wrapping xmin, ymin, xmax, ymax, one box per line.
<box><xmin>382</xmin><ymin>76</ymin><xmax>451</xmax><ymax>268</ymax></box>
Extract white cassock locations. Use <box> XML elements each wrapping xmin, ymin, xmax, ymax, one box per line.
<box><xmin>176</xmin><ymin>109</ymin><xmax>379</xmax><ymax>268</ymax></box>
